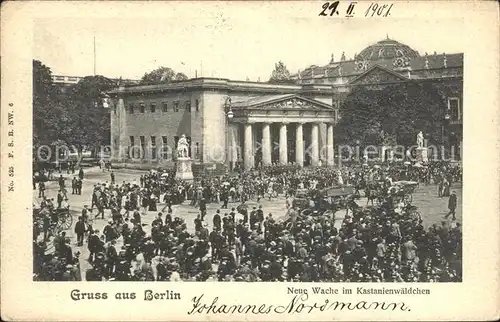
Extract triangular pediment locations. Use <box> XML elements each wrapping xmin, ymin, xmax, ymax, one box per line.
<box><xmin>349</xmin><ymin>64</ymin><xmax>408</xmax><ymax>85</ymax></box>
<box><xmin>232</xmin><ymin>94</ymin><xmax>332</xmax><ymax>110</ymax></box>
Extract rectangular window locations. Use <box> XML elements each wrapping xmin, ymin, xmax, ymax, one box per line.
<box><xmin>150</xmin><ymin>103</ymin><xmax>156</xmax><ymax>113</ymax></box>
<box><xmin>162</xmin><ymin>136</ymin><xmax>168</xmax><ymax>159</ymax></box>
<box><xmin>113</xmin><ymin>104</ymin><xmax>117</xmax><ymax>115</ymax></box>
<box><xmin>151</xmin><ymin>136</ymin><xmax>157</xmax><ymax>159</ymax></box>
<box><xmin>186</xmin><ymin>100</ymin><xmax>191</xmax><ymax>112</ymax></box>
<box><xmin>162</xmin><ymin>102</ymin><xmax>168</xmax><ymax>112</ymax></box>
<box><xmin>140</xmin><ymin>103</ymin><xmax>145</xmax><ymax>113</ymax></box>
<box><xmin>129</xmin><ymin>136</ymin><xmax>135</xmax><ymax>158</ymax></box>
<box><xmin>129</xmin><ymin>104</ymin><xmax>134</xmax><ymax>114</ymax></box>
<box><xmin>195</xmin><ymin>99</ymin><xmax>200</xmax><ymax>111</ymax></box>
<box><xmin>174</xmin><ymin>136</ymin><xmax>179</xmax><ymax>149</ymax></box>
<box><xmin>448</xmin><ymin>97</ymin><xmax>461</xmax><ymax>121</ymax></box>
<box><xmin>140</xmin><ymin>136</ymin><xmax>145</xmax><ymax>159</ymax></box>
<box><xmin>195</xmin><ymin>142</ymin><xmax>200</xmax><ymax>159</ymax></box>
<box><xmin>174</xmin><ymin>101</ymin><xmax>179</xmax><ymax>112</ymax></box>
<box><xmin>186</xmin><ymin>136</ymin><xmax>192</xmax><ymax>157</ymax></box>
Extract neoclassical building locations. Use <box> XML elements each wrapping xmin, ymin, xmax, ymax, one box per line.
<box><xmin>107</xmin><ymin>37</ymin><xmax>463</xmax><ymax>170</ymax></box>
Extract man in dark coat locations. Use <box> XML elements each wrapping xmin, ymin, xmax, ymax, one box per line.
<box><xmin>38</xmin><ymin>181</ymin><xmax>46</xmax><ymax>198</ymax></box>
<box><xmin>213</xmin><ymin>210</ymin><xmax>222</xmax><ymax>231</ymax></box>
<box><xmin>71</xmin><ymin>177</ymin><xmax>77</xmax><ymax>195</ymax></box>
<box><xmin>445</xmin><ymin>191</ymin><xmax>457</xmax><ymax>220</ymax></box>
<box><xmin>88</xmin><ymin>230</ymin><xmax>104</xmax><ymax>263</ymax></box>
<box><xmin>57</xmin><ymin>190</ymin><xmax>64</xmax><ymax>209</ymax></box>
<box><xmin>199</xmin><ymin>198</ymin><xmax>207</xmax><ymax>221</ymax></box>
<box><xmin>58</xmin><ymin>174</ymin><xmax>65</xmax><ymax>190</ymax></box>
<box><xmin>61</xmin><ymin>238</ymin><xmax>74</xmax><ymax>264</ymax></box>
<box><xmin>194</xmin><ymin>214</ymin><xmax>202</xmax><ymax>232</ymax></box>
<box><xmin>78</xmin><ymin>168</ymin><xmax>84</xmax><ymax>180</ymax></box>
<box><xmin>105</xmin><ymin>240</ymin><xmax>118</xmax><ymax>278</ymax></box>
<box><xmin>74</xmin><ymin>216</ymin><xmax>86</xmax><ymax>246</ymax></box>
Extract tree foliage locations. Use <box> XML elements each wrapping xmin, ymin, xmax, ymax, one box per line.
<box><xmin>268</xmin><ymin>61</ymin><xmax>294</xmax><ymax>84</ymax></box>
<box><xmin>140</xmin><ymin>66</ymin><xmax>189</xmax><ymax>84</ymax></box>
<box><xmin>33</xmin><ymin>59</ymin><xmax>116</xmax><ymax>154</ymax></box>
<box><xmin>33</xmin><ymin>60</ymin><xmax>72</xmax><ymax>148</ymax></box>
<box><xmin>64</xmin><ymin>76</ymin><xmax>116</xmax><ymax>152</ymax></box>
<box><xmin>335</xmin><ymin>82</ymin><xmax>447</xmax><ymax>148</ymax></box>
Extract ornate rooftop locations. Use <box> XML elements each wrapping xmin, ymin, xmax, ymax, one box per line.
<box><xmin>357</xmin><ymin>36</ymin><xmax>420</xmax><ymax>61</ymax></box>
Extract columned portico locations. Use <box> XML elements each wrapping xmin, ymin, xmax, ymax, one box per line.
<box><xmin>279</xmin><ymin>123</ymin><xmax>288</xmax><ymax>165</ymax></box>
<box><xmin>229</xmin><ymin>94</ymin><xmax>337</xmax><ymax>170</ymax></box>
<box><xmin>295</xmin><ymin>122</ymin><xmax>304</xmax><ymax>167</ymax></box>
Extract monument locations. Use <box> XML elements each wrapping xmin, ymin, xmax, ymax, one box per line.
<box><xmin>175</xmin><ymin>134</ymin><xmax>194</xmax><ymax>181</ymax></box>
<box><xmin>415</xmin><ymin>131</ymin><xmax>428</xmax><ymax>163</ymax></box>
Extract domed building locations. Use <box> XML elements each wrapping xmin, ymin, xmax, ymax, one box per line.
<box><xmin>293</xmin><ymin>36</ymin><xmax>463</xmax><ymax>88</ymax></box>
<box><xmin>357</xmin><ymin>37</ymin><xmax>420</xmax><ymax>61</ymax></box>
<box><xmin>108</xmin><ymin>36</ymin><xmax>462</xmax><ymax>171</ymax></box>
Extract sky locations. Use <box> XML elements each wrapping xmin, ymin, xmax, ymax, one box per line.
<box><xmin>33</xmin><ymin>4</ymin><xmax>465</xmax><ymax>82</ymax></box>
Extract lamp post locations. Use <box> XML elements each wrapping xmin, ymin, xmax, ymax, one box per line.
<box><xmin>442</xmin><ymin>111</ymin><xmax>450</xmax><ymax>159</ymax></box>
<box><xmin>224</xmin><ymin>96</ymin><xmax>233</xmax><ymax>172</ymax></box>
<box><xmin>355</xmin><ymin>140</ymin><xmax>360</xmax><ymax>163</ymax></box>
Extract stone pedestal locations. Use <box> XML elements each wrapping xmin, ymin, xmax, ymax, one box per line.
<box><xmin>416</xmin><ymin>147</ymin><xmax>428</xmax><ymax>163</ymax></box>
<box><xmin>175</xmin><ymin>157</ymin><xmax>194</xmax><ymax>181</ymax></box>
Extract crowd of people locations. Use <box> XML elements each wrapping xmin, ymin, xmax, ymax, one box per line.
<box><xmin>32</xmin><ymin>160</ymin><xmax>462</xmax><ymax>282</ymax></box>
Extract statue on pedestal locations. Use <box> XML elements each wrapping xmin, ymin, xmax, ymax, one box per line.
<box><xmin>175</xmin><ymin>134</ymin><xmax>194</xmax><ymax>181</ymax></box>
<box><xmin>177</xmin><ymin>134</ymin><xmax>190</xmax><ymax>158</ymax></box>
<box><xmin>416</xmin><ymin>131</ymin><xmax>424</xmax><ymax>148</ymax></box>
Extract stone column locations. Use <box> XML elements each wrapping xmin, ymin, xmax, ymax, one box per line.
<box><xmin>262</xmin><ymin>122</ymin><xmax>272</xmax><ymax>166</ymax></box>
<box><xmin>311</xmin><ymin>123</ymin><xmax>319</xmax><ymax>166</ymax></box>
<box><xmin>279</xmin><ymin>123</ymin><xmax>288</xmax><ymax>165</ymax></box>
<box><xmin>295</xmin><ymin>122</ymin><xmax>304</xmax><ymax>167</ymax></box>
<box><xmin>229</xmin><ymin>123</ymin><xmax>239</xmax><ymax>164</ymax></box>
<box><xmin>117</xmin><ymin>93</ymin><xmax>127</xmax><ymax>162</ymax></box>
<box><xmin>244</xmin><ymin>123</ymin><xmax>254</xmax><ymax>170</ymax></box>
<box><xmin>327</xmin><ymin>123</ymin><xmax>334</xmax><ymax>166</ymax></box>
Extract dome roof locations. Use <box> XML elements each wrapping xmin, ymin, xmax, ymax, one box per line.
<box><xmin>357</xmin><ymin>37</ymin><xmax>419</xmax><ymax>61</ymax></box>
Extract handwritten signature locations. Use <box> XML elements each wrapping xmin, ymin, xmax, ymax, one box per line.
<box><xmin>188</xmin><ymin>294</ymin><xmax>411</xmax><ymax>315</ymax></box>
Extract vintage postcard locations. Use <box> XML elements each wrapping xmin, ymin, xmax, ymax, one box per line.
<box><xmin>1</xmin><ymin>1</ymin><xmax>499</xmax><ymax>321</ymax></box>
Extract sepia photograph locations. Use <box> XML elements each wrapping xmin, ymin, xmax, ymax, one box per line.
<box><xmin>31</xmin><ymin>15</ymin><xmax>465</xmax><ymax>283</ymax></box>
<box><xmin>2</xmin><ymin>1</ymin><xmax>500</xmax><ymax>321</ymax></box>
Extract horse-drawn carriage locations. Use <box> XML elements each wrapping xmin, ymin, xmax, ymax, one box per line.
<box><xmin>291</xmin><ymin>185</ymin><xmax>355</xmax><ymax>217</ymax></box>
<box><xmin>33</xmin><ymin>205</ymin><xmax>73</xmax><ymax>236</ymax></box>
<box><xmin>389</xmin><ymin>181</ymin><xmax>419</xmax><ymax>204</ymax></box>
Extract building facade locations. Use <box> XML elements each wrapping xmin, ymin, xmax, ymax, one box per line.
<box><xmin>107</xmin><ymin>80</ymin><xmax>337</xmax><ymax>170</ymax></box>
<box><xmin>107</xmin><ymin>37</ymin><xmax>463</xmax><ymax>169</ymax></box>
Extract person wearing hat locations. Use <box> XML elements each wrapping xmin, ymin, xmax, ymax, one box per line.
<box><xmin>194</xmin><ymin>214</ymin><xmax>202</xmax><ymax>233</ymax></box>
<box><xmin>75</xmin><ymin>216</ymin><xmax>87</xmax><ymax>246</ymax></box>
<box><xmin>88</xmin><ymin>229</ymin><xmax>104</xmax><ymax>263</ymax></box>
<box><xmin>213</xmin><ymin>210</ymin><xmax>221</xmax><ymax>231</ymax></box>
<box><xmin>445</xmin><ymin>191</ymin><xmax>457</xmax><ymax>221</ymax></box>
<box><xmin>152</xmin><ymin>212</ymin><xmax>163</xmax><ymax>228</ymax></box>
<box><xmin>199</xmin><ymin>197</ymin><xmax>207</xmax><ymax>221</ymax></box>
<box><xmin>103</xmin><ymin>220</ymin><xmax>118</xmax><ymax>243</ymax></box>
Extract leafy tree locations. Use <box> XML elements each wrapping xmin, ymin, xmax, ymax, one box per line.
<box><xmin>64</xmin><ymin>76</ymin><xmax>116</xmax><ymax>154</ymax></box>
<box><xmin>140</xmin><ymin>66</ymin><xmax>188</xmax><ymax>84</ymax></box>
<box><xmin>33</xmin><ymin>60</ymin><xmax>72</xmax><ymax>149</ymax></box>
<box><xmin>268</xmin><ymin>61</ymin><xmax>294</xmax><ymax>84</ymax></box>
<box><xmin>33</xmin><ymin>59</ymin><xmax>117</xmax><ymax>158</ymax></box>
<box><xmin>335</xmin><ymin>82</ymin><xmax>447</xmax><ymax>148</ymax></box>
